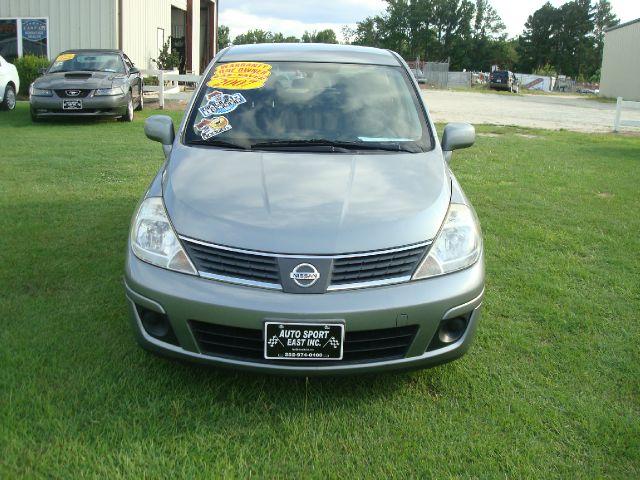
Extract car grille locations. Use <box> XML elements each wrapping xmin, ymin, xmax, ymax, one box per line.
<box><xmin>55</xmin><ymin>89</ymin><xmax>92</xmax><ymax>98</ymax></box>
<box><xmin>331</xmin><ymin>246</ymin><xmax>426</xmax><ymax>286</ymax></box>
<box><xmin>190</xmin><ymin>321</ymin><xmax>419</xmax><ymax>364</ymax></box>
<box><xmin>183</xmin><ymin>241</ymin><xmax>281</xmax><ymax>286</ymax></box>
<box><xmin>181</xmin><ymin>238</ymin><xmax>428</xmax><ymax>290</ymax></box>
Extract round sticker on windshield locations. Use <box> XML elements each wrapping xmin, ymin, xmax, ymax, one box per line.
<box><xmin>207</xmin><ymin>62</ymin><xmax>272</xmax><ymax>90</ymax></box>
<box><xmin>194</xmin><ymin>116</ymin><xmax>232</xmax><ymax>140</ymax></box>
<box><xmin>199</xmin><ymin>90</ymin><xmax>247</xmax><ymax>117</ymax></box>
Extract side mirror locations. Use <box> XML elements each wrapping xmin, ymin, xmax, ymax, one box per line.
<box><xmin>129</xmin><ymin>66</ymin><xmax>140</xmax><ymax>74</ymax></box>
<box><xmin>145</xmin><ymin>115</ymin><xmax>175</xmax><ymax>158</ymax></box>
<box><xmin>441</xmin><ymin>123</ymin><xmax>475</xmax><ymax>163</ymax></box>
<box><xmin>38</xmin><ymin>67</ymin><xmax>47</xmax><ymax>75</ymax></box>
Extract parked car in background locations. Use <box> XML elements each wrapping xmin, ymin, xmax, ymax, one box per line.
<box><xmin>125</xmin><ymin>43</ymin><xmax>484</xmax><ymax>375</ymax></box>
<box><xmin>489</xmin><ymin>70</ymin><xmax>519</xmax><ymax>93</ymax></box>
<box><xmin>0</xmin><ymin>54</ymin><xmax>19</xmax><ymax>111</ymax></box>
<box><xmin>29</xmin><ymin>49</ymin><xmax>143</xmax><ymax>122</ymax></box>
<box><xmin>576</xmin><ymin>86</ymin><xmax>599</xmax><ymax>95</ymax></box>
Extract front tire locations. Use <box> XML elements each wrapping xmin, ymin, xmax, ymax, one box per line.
<box><xmin>30</xmin><ymin>107</ymin><xmax>41</xmax><ymax>122</ymax></box>
<box><xmin>1</xmin><ymin>84</ymin><xmax>16</xmax><ymax>110</ymax></box>
<box><xmin>135</xmin><ymin>84</ymin><xmax>144</xmax><ymax>111</ymax></box>
<box><xmin>119</xmin><ymin>93</ymin><xmax>134</xmax><ymax>122</ymax></box>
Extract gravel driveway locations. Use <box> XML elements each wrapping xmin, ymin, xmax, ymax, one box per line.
<box><xmin>421</xmin><ymin>90</ymin><xmax>623</xmax><ymax>133</ymax></box>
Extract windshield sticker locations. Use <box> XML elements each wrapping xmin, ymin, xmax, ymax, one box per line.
<box><xmin>55</xmin><ymin>53</ymin><xmax>75</xmax><ymax>62</ymax></box>
<box><xmin>195</xmin><ymin>116</ymin><xmax>232</xmax><ymax>140</ymax></box>
<box><xmin>206</xmin><ymin>62</ymin><xmax>272</xmax><ymax>90</ymax></box>
<box><xmin>199</xmin><ymin>91</ymin><xmax>247</xmax><ymax>117</ymax></box>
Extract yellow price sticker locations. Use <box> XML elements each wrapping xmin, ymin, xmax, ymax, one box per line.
<box><xmin>56</xmin><ymin>53</ymin><xmax>75</xmax><ymax>62</ymax></box>
<box><xmin>207</xmin><ymin>62</ymin><xmax>272</xmax><ymax>90</ymax></box>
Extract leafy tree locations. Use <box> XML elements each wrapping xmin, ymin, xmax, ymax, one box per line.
<box><xmin>218</xmin><ymin>25</ymin><xmax>230</xmax><ymax>51</ymax></box>
<box><xmin>517</xmin><ymin>2</ymin><xmax>559</xmax><ymax>73</ymax></box>
<box><xmin>342</xmin><ymin>0</ymin><xmax>620</xmax><ymax>76</ymax></box>
<box><xmin>555</xmin><ymin>0</ymin><xmax>594</xmax><ymax>78</ymax></box>
<box><xmin>473</xmin><ymin>0</ymin><xmax>505</xmax><ymax>38</ymax></box>
<box><xmin>468</xmin><ymin>0</ymin><xmax>507</xmax><ymax>70</ymax></box>
<box><xmin>516</xmin><ymin>0</ymin><xmax>613</xmax><ymax>78</ymax></box>
<box><xmin>272</xmin><ymin>33</ymin><xmax>300</xmax><ymax>43</ymax></box>
<box><xmin>233</xmin><ymin>29</ymin><xmax>274</xmax><ymax>45</ymax></box>
<box><xmin>534</xmin><ymin>63</ymin><xmax>558</xmax><ymax>77</ymax></box>
<box><xmin>376</xmin><ymin>0</ymin><xmax>412</xmax><ymax>56</ymax></box>
<box><xmin>347</xmin><ymin>0</ymin><xmax>509</xmax><ymax>69</ymax></box>
<box><xmin>593</xmin><ymin>0</ymin><xmax>619</xmax><ymax>43</ymax></box>
<box><xmin>592</xmin><ymin>0</ymin><xmax>619</xmax><ymax>73</ymax></box>
<box><xmin>151</xmin><ymin>37</ymin><xmax>181</xmax><ymax>70</ymax></box>
<box><xmin>345</xmin><ymin>17</ymin><xmax>384</xmax><ymax>48</ymax></box>
<box><xmin>301</xmin><ymin>29</ymin><xmax>338</xmax><ymax>44</ymax></box>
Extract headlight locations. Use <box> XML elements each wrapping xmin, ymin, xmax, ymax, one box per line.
<box><xmin>94</xmin><ymin>86</ymin><xmax>126</xmax><ymax>96</ymax></box>
<box><xmin>30</xmin><ymin>85</ymin><xmax>52</xmax><ymax>96</ymax></box>
<box><xmin>130</xmin><ymin>197</ymin><xmax>197</xmax><ymax>275</ymax></box>
<box><xmin>413</xmin><ymin>203</ymin><xmax>482</xmax><ymax>279</ymax></box>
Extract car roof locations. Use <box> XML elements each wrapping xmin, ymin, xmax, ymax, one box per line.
<box><xmin>219</xmin><ymin>43</ymin><xmax>401</xmax><ymax>66</ymax></box>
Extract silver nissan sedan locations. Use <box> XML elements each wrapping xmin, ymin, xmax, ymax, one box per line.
<box><xmin>124</xmin><ymin>43</ymin><xmax>484</xmax><ymax>374</ymax></box>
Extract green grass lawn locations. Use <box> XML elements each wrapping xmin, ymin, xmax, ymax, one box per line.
<box><xmin>1</xmin><ymin>103</ymin><xmax>639</xmax><ymax>478</ymax></box>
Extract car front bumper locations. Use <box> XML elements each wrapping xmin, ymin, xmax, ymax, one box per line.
<box><xmin>124</xmin><ymin>248</ymin><xmax>484</xmax><ymax>375</ymax></box>
<box><xmin>30</xmin><ymin>94</ymin><xmax>128</xmax><ymax>118</ymax></box>
<box><xmin>489</xmin><ymin>83</ymin><xmax>512</xmax><ymax>91</ymax></box>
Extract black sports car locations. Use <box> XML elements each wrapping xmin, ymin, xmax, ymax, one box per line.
<box><xmin>29</xmin><ymin>49</ymin><xmax>144</xmax><ymax>122</ymax></box>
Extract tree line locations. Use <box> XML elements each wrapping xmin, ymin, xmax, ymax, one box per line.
<box><xmin>218</xmin><ymin>27</ymin><xmax>338</xmax><ymax>50</ymax></box>
<box><xmin>218</xmin><ymin>0</ymin><xmax>620</xmax><ymax>80</ymax></box>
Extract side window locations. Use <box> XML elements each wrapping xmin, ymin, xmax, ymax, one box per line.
<box><xmin>123</xmin><ymin>55</ymin><xmax>133</xmax><ymax>71</ymax></box>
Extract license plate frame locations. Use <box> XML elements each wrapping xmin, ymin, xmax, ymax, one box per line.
<box><xmin>63</xmin><ymin>99</ymin><xmax>83</xmax><ymax>110</ymax></box>
<box><xmin>264</xmin><ymin>322</ymin><xmax>344</xmax><ymax>360</ymax></box>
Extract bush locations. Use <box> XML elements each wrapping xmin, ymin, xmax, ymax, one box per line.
<box><xmin>151</xmin><ymin>37</ymin><xmax>181</xmax><ymax>71</ymax></box>
<box><xmin>534</xmin><ymin>64</ymin><xmax>558</xmax><ymax>78</ymax></box>
<box><xmin>13</xmin><ymin>54</ymin><xmax>50</xmax><ymax>96</ymax></box>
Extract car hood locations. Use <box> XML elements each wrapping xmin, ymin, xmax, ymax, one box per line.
<box><xmin>163</xmin><ymin>145</ymin><xmax>451</xmax><ymax>254</ymax></box>
<box><xmin>34</xmin><ymin>71</ymin><xmax>126</xmax><ymax>90</ymax></box>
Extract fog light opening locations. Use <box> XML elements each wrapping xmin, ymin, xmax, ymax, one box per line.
<box><xmin>141</xmin><ymin>310</ymin><xmax>170</xmax><ymax>337</ymax></box>
<box><xmin>438</xmin><ymin>317</ymin><xmax>467</xmax><ymax>344</ymax></box>
<box><xmin>135</xmin><ymin>305</ymin><xmax>179</xmax><ymax>345</ymax></box>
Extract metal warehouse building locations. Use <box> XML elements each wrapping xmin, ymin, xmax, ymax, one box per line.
<box><xmin>0</xmin><ymin>0</ymin><xmax>218</xmax><ymax>74</ymax></box>
<box><xmin>599</xmin><ymin>18</ymin><xmax>640</xmax><ymax>101</ymax></box>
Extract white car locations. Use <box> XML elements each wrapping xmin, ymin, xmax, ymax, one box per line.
<box><xmin>0</xmin><ymin>55</ymin><xmax>20</xmax><ymax>111</ymax></box>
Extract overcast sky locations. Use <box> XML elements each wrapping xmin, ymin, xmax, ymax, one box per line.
<box><xmin>219</xmin><ymin>0</ymin><xmax>640</xmax><ymax>41</ymax></box>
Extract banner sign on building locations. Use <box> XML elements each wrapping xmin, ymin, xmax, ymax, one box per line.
<box><xmin>22</xmin><ymin>19</ymin><xmax>47</xmax><ymax>42</ymax></box>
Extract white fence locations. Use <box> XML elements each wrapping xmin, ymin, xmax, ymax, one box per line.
<box><xmin>140</xmin><ymin>69</ymin><xmax>203</xmax><ymax>108</ymax></box>
<box><xmin>614</xmin><ymin>97</ymin><xmax>640</xmax><ymax>132</ymax></box>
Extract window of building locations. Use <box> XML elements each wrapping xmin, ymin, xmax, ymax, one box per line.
<box><xmin>0</xmin><ymin>17</ymin><xmax>49</xmax><ymax>62</ymax></box>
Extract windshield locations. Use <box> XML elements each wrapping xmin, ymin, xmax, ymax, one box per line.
<box><xmin>48</xmin><ymin>52</ymin><xmax>126</xmax><ymax>73</ymax></box>
<box><xmin>184</xmin><ymin>61</ymin><xmax>432</xmax><ymax>152</ymax></box>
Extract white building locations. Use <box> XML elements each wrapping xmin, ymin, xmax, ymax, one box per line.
<box><xmin>0</xmin><ymin>0</ymin><xmax>218</xmax><ymax>74</ymax></box>
<box><xmin>599</xmin><ymin>18</ymin><xmax>640</xmax><ymax>101</ymax></box>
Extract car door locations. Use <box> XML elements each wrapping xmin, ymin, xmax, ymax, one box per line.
<box><xmin>123</xmin><ymin>54</ymin><xmax>141</xmax><ymax>102</ymax></box>
<box><xmin>0</xmin><ymin>56</ymin><xmax>8</xmax><ymax>98</ymax></box>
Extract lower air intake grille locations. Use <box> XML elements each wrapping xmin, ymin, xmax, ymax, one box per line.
<box><xmin>190</xmin><ymin>321</ymin><xmax>419</xmax><ymax>364</ymax></box>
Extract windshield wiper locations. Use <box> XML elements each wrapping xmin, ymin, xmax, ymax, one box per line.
<box><xmin>188</xmin><ymin>138</ymin><xmax>249</xmax><ymax>150</ymax></box>
<box><xmin>251</xmin><ymin>139</ymin><xmax>420</xmax><ymax>153</ymax></box>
